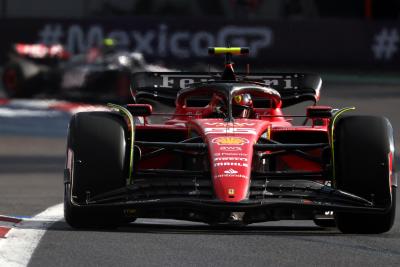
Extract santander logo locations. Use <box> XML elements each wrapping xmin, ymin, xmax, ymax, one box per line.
<box><xmin>224</xmin><ymin>168</ymin><xmax>238</xmax><ymax>174</ymax></box>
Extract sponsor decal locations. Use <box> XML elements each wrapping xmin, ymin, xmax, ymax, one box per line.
<box><xmin>204</xmin><ymin>127</ymin><xmax>256</xmax><ymax>135</ymax></box>
<box><xmin>212</xmin><ymin>137</ymin><xmax>249</xmax><ymax>146</ymax></box>
<box><xmin>246</xmin><ymin>75</ymin><xmax>293</xmax><ymax>89</ymax></box>
<box><xmin>204</xmin><ymin>122</ymin><xmax>255</xmax><ymax>127</ymax></box>
<box><xmin>215</xmin><ymin>157</ymin><xmax>247</xmax><ymax>162</ymax></box>
<box><xmin>160</xmin><ymin>74</ymin><xmax>293</xmax><ymax>89</ymax></box>
<box><xmin>272</xmin><ymin>127</ymin><xmax>307</xmax><ymax>131</ymax></box>
<box><xmin>214</xmin><ymin>162</ymin><xmax>248</xmax><ymax>167</ymax></box>
<box><xmin>220</xmin><ymin>146</ymin><xmax>242</xmax><ymax>151</ymax></box>
<box><xmin>215</xmin><ymin>174</ymin><xmax>247</xmax><ymax>179</ymax></box>
<box><xmin>215</xmin><ymin>152</ymin><xmax>248</xmax><ymax>157</ymax></box>
<box><xmin>224</xmin><ymin>168</ymin><xmax>238</xmax><ymax>174</ymax></box>
<box><xmin>160</xmin><ymin>74</ymin><xmax>217</xmax><ymax>88</ymax></box>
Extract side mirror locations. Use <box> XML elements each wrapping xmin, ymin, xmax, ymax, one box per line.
<box><xmin>126</xmin><ymin>104</ymin><xmax>152</xmax><ymax>116</ymax></box>
<box><xmin>307</xmin><ymin>106</ymin><xmax>332</xmax><ymax>118</ymax></box>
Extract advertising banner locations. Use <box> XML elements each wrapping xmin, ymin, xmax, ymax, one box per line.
<box><xmin>0</xmin><ymin>18</ymin><xmax>399</xmax><ymax>68</ymax></box>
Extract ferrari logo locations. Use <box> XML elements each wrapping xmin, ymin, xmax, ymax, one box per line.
<box><xmin>228</xmin><ymin>189</ymin><xmax>235</xmax><ymax>195</ymax></box>
<box><xmin>212</xmin><ymin>137</ymin><xmax>249</xmax><ymax>145</ymax></box>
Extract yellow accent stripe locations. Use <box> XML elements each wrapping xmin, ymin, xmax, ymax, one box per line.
<box><xmin>108</xmin><ymin>103</ymin><xmax>135</xmax><ymax>185</ymax></box>
<box><xmin>267</xmin><ymin>125</ymin><xmax>271</xmax><ymax>140</ymax></box>
<box><xmin>209</xmin><ymin>47</ymin><xmax>248</xmax><ymax>55</ymax></box>
<box><xmin>330</xmin><ymin>107</ymin><xmax>356</xmax><ymax>183</ymax></box>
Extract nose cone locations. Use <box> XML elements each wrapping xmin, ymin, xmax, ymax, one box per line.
<box><xmin>210</xmin><ymin>136</ymin><xmax>254</xmax><ymax>201</ymax></box>
<box><xmin>192</xmin><ymin>119</ymin><xmax>269</xmax><ymax>202</ymax></box>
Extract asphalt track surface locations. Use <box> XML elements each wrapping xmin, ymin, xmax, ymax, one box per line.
<box><xmin>1</xmin><ymin>81</ymin><xmax>400</xmax><ymax>266</ymax></box>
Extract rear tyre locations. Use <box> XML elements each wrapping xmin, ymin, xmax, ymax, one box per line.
<box><xmin>333</xmin><ymin>115</ymin><xmax>396</xmax><ymax>234</ymax></box>
<box><xmin>64</xmin><ymin>112</ymin><xmax>128</xmax><ymax>228</ymax></box>
<box><xmin>2</xmin><ymin>64</ymin><xmax>27</xmax><ymax>98</ymax></box>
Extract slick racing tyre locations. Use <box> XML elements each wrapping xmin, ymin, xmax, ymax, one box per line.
<box><xmin>64</xmin><ymin>112</ymin><xmax>128</xmax><ymax>228</ymax></box>
<box><xmin>2</xmin><ymin>64</ymin><xmax>27</xmax><ymax>98</ymax></box>
<box><xmin>333</xmin><ymin>115</ymin><xmax>396</xmax><ymax>234</ymax></box>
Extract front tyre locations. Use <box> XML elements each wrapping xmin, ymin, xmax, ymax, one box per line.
<box><xmin>333</xmin><ymin>115</ymin><xmax>396</xmax><ymax>234</ymax></box>
<box><xmin>64</xmin><ymin>112</ymin><xmax>128</xmax><ymax>228</ymax></box>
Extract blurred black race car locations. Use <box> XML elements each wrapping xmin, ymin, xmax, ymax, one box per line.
<box><xmin>1</xmin><ymin>40</ymin><xmax>172</xmax><ymax>102</ymax></box>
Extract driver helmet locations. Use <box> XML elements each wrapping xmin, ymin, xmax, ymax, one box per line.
<box><xmin>102</xmin><ymin>38</ymin><xmax>117</xmax><ymax>55</ymax></box>
<box><xmin>232</xmin><ymin>93</ymin><xmax>253</xmax><ymax>118</ymax></box>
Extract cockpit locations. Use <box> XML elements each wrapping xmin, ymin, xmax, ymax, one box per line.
<box><xmin>174</xmin><ymin>82</ymin><xmax>281</xmax><ymax>121</ymax></box>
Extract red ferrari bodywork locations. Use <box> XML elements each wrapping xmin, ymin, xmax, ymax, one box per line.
<box><xmin>133</xmin><ymin>76</ymin><xmax>329</xmax><ymax>204</ymax></box>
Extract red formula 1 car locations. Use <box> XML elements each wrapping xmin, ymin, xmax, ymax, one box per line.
<box><xmin>64</xmin><ymin>47</ymin><xmax>397</xmax><ymax>233</ymax></box>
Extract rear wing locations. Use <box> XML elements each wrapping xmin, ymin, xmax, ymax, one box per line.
<box><xmin>131</xmin><ymin>72</ymin><xmax>322</xmax><ymax>107</ymax></box>
<box><xmin>12</xmin><ymin>43</ymin><xmax>70</xmax><ymax>60</ymax></box>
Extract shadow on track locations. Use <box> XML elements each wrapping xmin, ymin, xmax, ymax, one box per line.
<box><xmin>115</xmin><ymin>222</ymin><xmax>340</xmax><ymax>236</ymax></box>
<box><xmin>17</xmin><ymin>219</ymin><xmax>345</xmax><ymax>237</ymax></box>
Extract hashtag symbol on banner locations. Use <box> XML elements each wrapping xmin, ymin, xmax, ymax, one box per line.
<box><xmin>38</xmin><ymin>24</ymin><xmax>64</xmax><ymax>45</ymax></box>
<box><xmin>372</xmin><ymin>28</ymin><xmax>399</xmax><ymax>60</ymax></box>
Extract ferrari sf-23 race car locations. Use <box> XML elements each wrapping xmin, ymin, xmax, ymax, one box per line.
<box><xmin>64</xmin><ymin>47</ymin><xmax>397</xmax><ymax>233</ymax></box>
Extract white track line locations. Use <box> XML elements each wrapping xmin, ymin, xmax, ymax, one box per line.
<box><xmin>0</xmin><ymin>99</ymin><xmax>109</xmax><ymax>118</ymax></box>
<box><xmin>0</xmin><ymin>203</ymin><xmax>63</xmax><ymax>267</ymax></box>
<box><xmin>0</xmin><ymin>108</ymin><xmax>63</xmax><ymax>117</ymax></box>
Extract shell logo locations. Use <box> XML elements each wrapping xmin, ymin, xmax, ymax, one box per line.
<box><xmin>212</xmin><ymin>137</ymin><xmax>249</xmax><ymax>145</ymax></box>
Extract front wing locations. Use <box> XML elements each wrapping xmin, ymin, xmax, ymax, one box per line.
<box><xmin>67</xmin><ymin>175</ymin><xmax>391</xmax><ymax>224</ymax></box>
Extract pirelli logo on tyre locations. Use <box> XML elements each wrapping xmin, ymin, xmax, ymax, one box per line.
<box><xmin>212</xmin><ymin>137</ymin><xmax>249</xmax><ymax>146</ymax></box>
